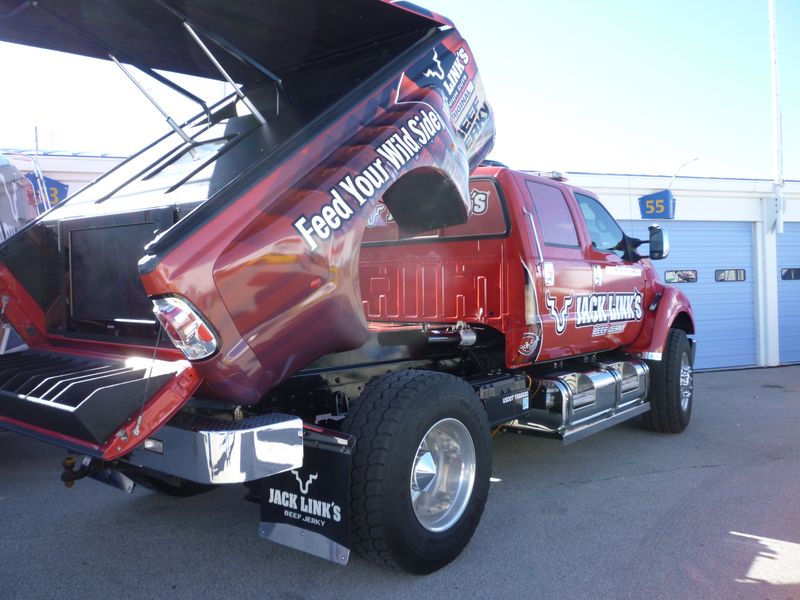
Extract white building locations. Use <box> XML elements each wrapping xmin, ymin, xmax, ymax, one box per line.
<box><xmin>3</xmin><ymin>151</ymin><xmax>122</xmax><ymax>195</ymax></box>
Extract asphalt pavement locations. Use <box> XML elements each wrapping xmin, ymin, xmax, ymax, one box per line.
<box><xmin>1</xmin><ymin>366</ymin><xmax>799</xmax><ymax>599</ymax></box>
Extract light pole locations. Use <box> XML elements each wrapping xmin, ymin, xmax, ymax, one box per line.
<box><xmin>768</xmin><ymin>0</ymin><xmax>785</xmax><ymax>233</ymax></box>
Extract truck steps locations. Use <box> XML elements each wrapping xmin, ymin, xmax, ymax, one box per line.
<box><xmin>502</xmin><ymin>359</ymin><xmax>651</xmax><ymax>444</ymax></box>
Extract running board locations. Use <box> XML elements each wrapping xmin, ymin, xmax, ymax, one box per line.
<box><xmin>561</xmin><ymin>402</ymin><xmax>650</xmax><ymax>445</ymax></box>
<box><xmin>501</xmin><ymin>358</ymin><xmax>651</xmax><ymax>444</ymax></box>
<box><xmin>503</xmin><ymin>401</ymin><xmax>650</xmax><ymax>445</ymax></box>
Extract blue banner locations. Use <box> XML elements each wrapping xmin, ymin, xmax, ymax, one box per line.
<box><xmin>25</xmin><ymin>174</ymin><xmax>69</xmax><ymax>212</ymax></box>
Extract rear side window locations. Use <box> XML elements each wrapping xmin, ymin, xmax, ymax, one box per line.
<box><xmin>362</xmin><ymin>179</ymin><xmax>507</xmax><ymax>244</ymax></box>
<box><xmin>524</xmin><ymin>181</ymin><xmax>580</xmax><ymax>248</ymax></box>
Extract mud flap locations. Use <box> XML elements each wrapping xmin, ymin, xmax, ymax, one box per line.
<box><xmin>258</xmin><ymin>425</ymin><xmax>354</xmax><ymax>565</ymax></box>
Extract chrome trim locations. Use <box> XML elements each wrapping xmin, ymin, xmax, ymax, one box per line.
<box><xmin>410</xmin><ymin>418</ymin><xmax>476</xmax><ymax>533</ymax></box>
<box><xmin>562</xmin><ymin>402</ymin><xmax>651</xmax><ymax>445</ymax></box>
<box><xmin>509</xmin><ymin>360</ymin><xmax>649</xmax><ymax>441</ymax></box>
<box><xmin>630</xmin><ymin>351</ymin><xmax>662</xmax><ymax>361</ymax></box>
<box><xmin>680</xmin><ymin>353</ymin><xmax>693</xmax><ymax>411</ymax></box>
<box><xmin>522</xmin><ymin>206</ymin><xmax>544</xmax><ymax>260</ymax></box>
<box><xmin>659</xmin><ymin>227</ymin><xmax>670</xmax><ymax>259</ymax></box>
<box><xmin>259</xmin><ymin>521</ymin><xmax>350</xmax><ymax>565</ymax></box>
<box><xmin>125</xmin><ymin>413</ymin><xmax>303</xmax><ymax>485</ymax></box>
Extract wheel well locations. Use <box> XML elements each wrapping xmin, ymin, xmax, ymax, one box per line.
<box><xmin>382</xmin><ymin>167</ymin><xmax>466</xmax><ymax>235</ymax></box>
<box><xmin>671</xmin><ymin>311</ymin><xmax>695</xmax><ymax>335</ymax></box>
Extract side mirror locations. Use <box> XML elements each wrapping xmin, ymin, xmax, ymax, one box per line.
<box><xmin>648</xmin><ymin>225</ymin><xmax>669</xmax><ymax>260</ymax></box>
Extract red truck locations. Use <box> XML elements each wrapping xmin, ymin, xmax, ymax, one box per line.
<box><xmin>0</xmin><ymin>0</ymin><xmax>694</xmax><ymax>574</ymax></box>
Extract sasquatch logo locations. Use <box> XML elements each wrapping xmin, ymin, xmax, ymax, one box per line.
<box><xmin>545</xmin><ymin>290</ymin><xmax>573</xmax><ymax>335</ymax></box>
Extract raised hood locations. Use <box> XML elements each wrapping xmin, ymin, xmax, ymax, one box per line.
<box><xmin>0</xmin><ymin>0</ymin><xmax>444</xmax><ymax>84</ymax></box>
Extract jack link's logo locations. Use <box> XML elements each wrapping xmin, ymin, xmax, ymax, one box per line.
<box><xmin>546</xmin><ymin>290</ymin><xmax>573</xmax><ymax>335</ymax></box>
<box><xmin>291</xmin><ymin>470</ymin><xmax>318</xmax><ymax>494</ymax></box>
<box><xmin>422</xmin><ymin>48</ymin><xmax>445</xmax><ymax>80</ymax></box>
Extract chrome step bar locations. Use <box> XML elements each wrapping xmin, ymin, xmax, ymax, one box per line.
<box><xmin>504</xmin><ymin>358</ymin><xmax>650</xmax><ymax>444</ymax></box>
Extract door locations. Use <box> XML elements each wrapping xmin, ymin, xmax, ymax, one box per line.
<box><xmin>574</xmin><ymin>192</ymin><xmax>647</xmax><ymax>349</ymax></box>
<box><xmin>777</xmin><ymin>222</ymin><xmax>800</xmax><ymax>364</ymax></box>
<box><xmin>522</xmin><ymin>179</ymin><xmax>594</xmax><ymax>360</ymax></box>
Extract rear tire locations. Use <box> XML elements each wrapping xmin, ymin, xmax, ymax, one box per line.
<box><xmin>342</xmin><ymin>370</ymin><xmax>491</xmax><ymax>574</ymax></box>
<box><xmin>643</xmin><ymin>328</ymin><xmax>693</xmax><ymax>433</ymax></box>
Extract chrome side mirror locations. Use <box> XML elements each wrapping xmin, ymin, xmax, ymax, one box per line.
<box><xmin>648</xmin><ymin>225</ymin><xmax>670</xmax><ymax>260</ymax></box>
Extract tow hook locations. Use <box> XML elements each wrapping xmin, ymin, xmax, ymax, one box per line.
<box><xmin>60</xmin><ymin>455</ymin><xmax>137</xmax><ymax>493</ymax></box>
<box><xmin>60</xmin><ymin>455</ymin><xmax>93</xmax><ymax>488</ymax></box>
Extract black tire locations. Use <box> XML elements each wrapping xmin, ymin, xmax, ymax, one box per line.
<box><xmin>132</xmin><ymin>473</ymin><xmax>216</xmax><ymax>497</ymax></box>
<box><xmin>342</xmin><ymin>370</ymin><xmax>492</xmax><ymax>574</ymax></box>
<box><xmin>643</xmin><ymin>328</ymin><xmax>693</xmax><ymax>433</ymax></box>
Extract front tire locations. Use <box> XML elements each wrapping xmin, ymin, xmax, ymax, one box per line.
<box><xmin>644</xmin><ymin>328</ymin><xmax>693</xmax><ymax>433</ymax></box>
<box><xmin>342</xmin><ymin>370</ymin><xmax>491</xmax><ymax>574</ymax></box>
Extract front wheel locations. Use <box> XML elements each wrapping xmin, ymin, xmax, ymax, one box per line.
<box><xmin>644</xmin><ymin>328</ymin><xmax>693</xmax><ymax>433</ymax></box>
<box><xmin>342</xmin><ymin>370</ymin><xmax>492</xmax><ymax>574</ymax></box>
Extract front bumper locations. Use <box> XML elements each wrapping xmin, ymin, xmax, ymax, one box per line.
<box><xmin>124</xmin><ymin>411</ymin><xmax>304</xmax><ymax>484</ymax></box>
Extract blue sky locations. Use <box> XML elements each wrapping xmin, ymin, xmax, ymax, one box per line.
<box><xmin>0</xmin><ymin>0</ymin><xmax>797</xmax><ymax>180</ymax></box>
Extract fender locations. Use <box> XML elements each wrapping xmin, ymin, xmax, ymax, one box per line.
<box><xmin>624</xmin><ymin>280</ymin><xmax>695</xmax><ymax>361</ymax></box>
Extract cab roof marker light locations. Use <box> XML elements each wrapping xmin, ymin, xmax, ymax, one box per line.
<box><xmin>152</xmin><ymin>297</ymin><xmax>218</xmax><ymax>360</ymax></box>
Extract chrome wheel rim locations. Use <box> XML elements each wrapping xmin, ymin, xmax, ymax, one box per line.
<box><xmin>680</xmin><ymin>353</ymin><xmax>693</xmax><ymax>412</ymax></box>
<box><xmin>410</xmin><ymin>418</ymin><xmax>476</xmax><ymax>533</ymax></box>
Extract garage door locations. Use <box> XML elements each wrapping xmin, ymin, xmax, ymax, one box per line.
<box><xmin>777</xmin><ymin>222</ymin><xmax>800</xmax><ymax>364</ymax></box>
<box><xmin>619</xmin><ymin>220</ymin><xmax>757</xmax><ymax>370</ymax></box>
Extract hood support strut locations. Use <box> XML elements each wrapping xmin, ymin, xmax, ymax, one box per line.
<box><xmin>181</xmin><ymin>21</ymin><xmax>267</xmax><ymax>125</ymax></box>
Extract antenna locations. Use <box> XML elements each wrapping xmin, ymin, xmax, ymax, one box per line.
<box><xmin>667</xmin><ymin>157</ymin><xmax>698</xmax><ymax>191</ymax></box>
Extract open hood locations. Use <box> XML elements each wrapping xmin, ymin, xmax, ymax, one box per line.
<box><xmin>0</xmin><ymin>0</ymin><xmax>443</xmax><ymax>84</ymax></box>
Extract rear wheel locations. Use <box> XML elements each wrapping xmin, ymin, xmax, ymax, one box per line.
<box><xmin>644</xmin><ymin>328</ymin><xmax>693</xmax><ymax>433</ymax></box>
<box><xmin>342</xmin><ymin>370</ymin><xmax>491</xmax><ymax>574</ymax></box>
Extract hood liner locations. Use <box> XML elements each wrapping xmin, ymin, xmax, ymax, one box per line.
<box><xmin>0</xmin><ymin>0</ymin><xmax>442</xmax><ymax>84</ymax></box>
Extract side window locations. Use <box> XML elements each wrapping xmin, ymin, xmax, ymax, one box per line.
<box><xmin>665</xmin><ymin>270</ymin><xmax>698</xmax><ymax>283</ymax></box>
<box><xmin>575</xmin><ymin>192</ymin><xmax>625</xmax><ymax>256</ymax></box>
<box><xmin>715</xmin><ymin>269</ymin><xmax>746</xmax><ymax>282</ymax></box>
<box><xmin>361</xmin><ymin>179</ymin><xmax>507</xmax><ymax>244</ymax></box>
<box><xmin>524</xmin><ymin>181</ymin><xmax>580</xmax><ymax>248</ymax></box>
<box><xmin>781</xmin><ymin>268</ymin><xmax>800</xmax><ymax>281</ymax></box>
